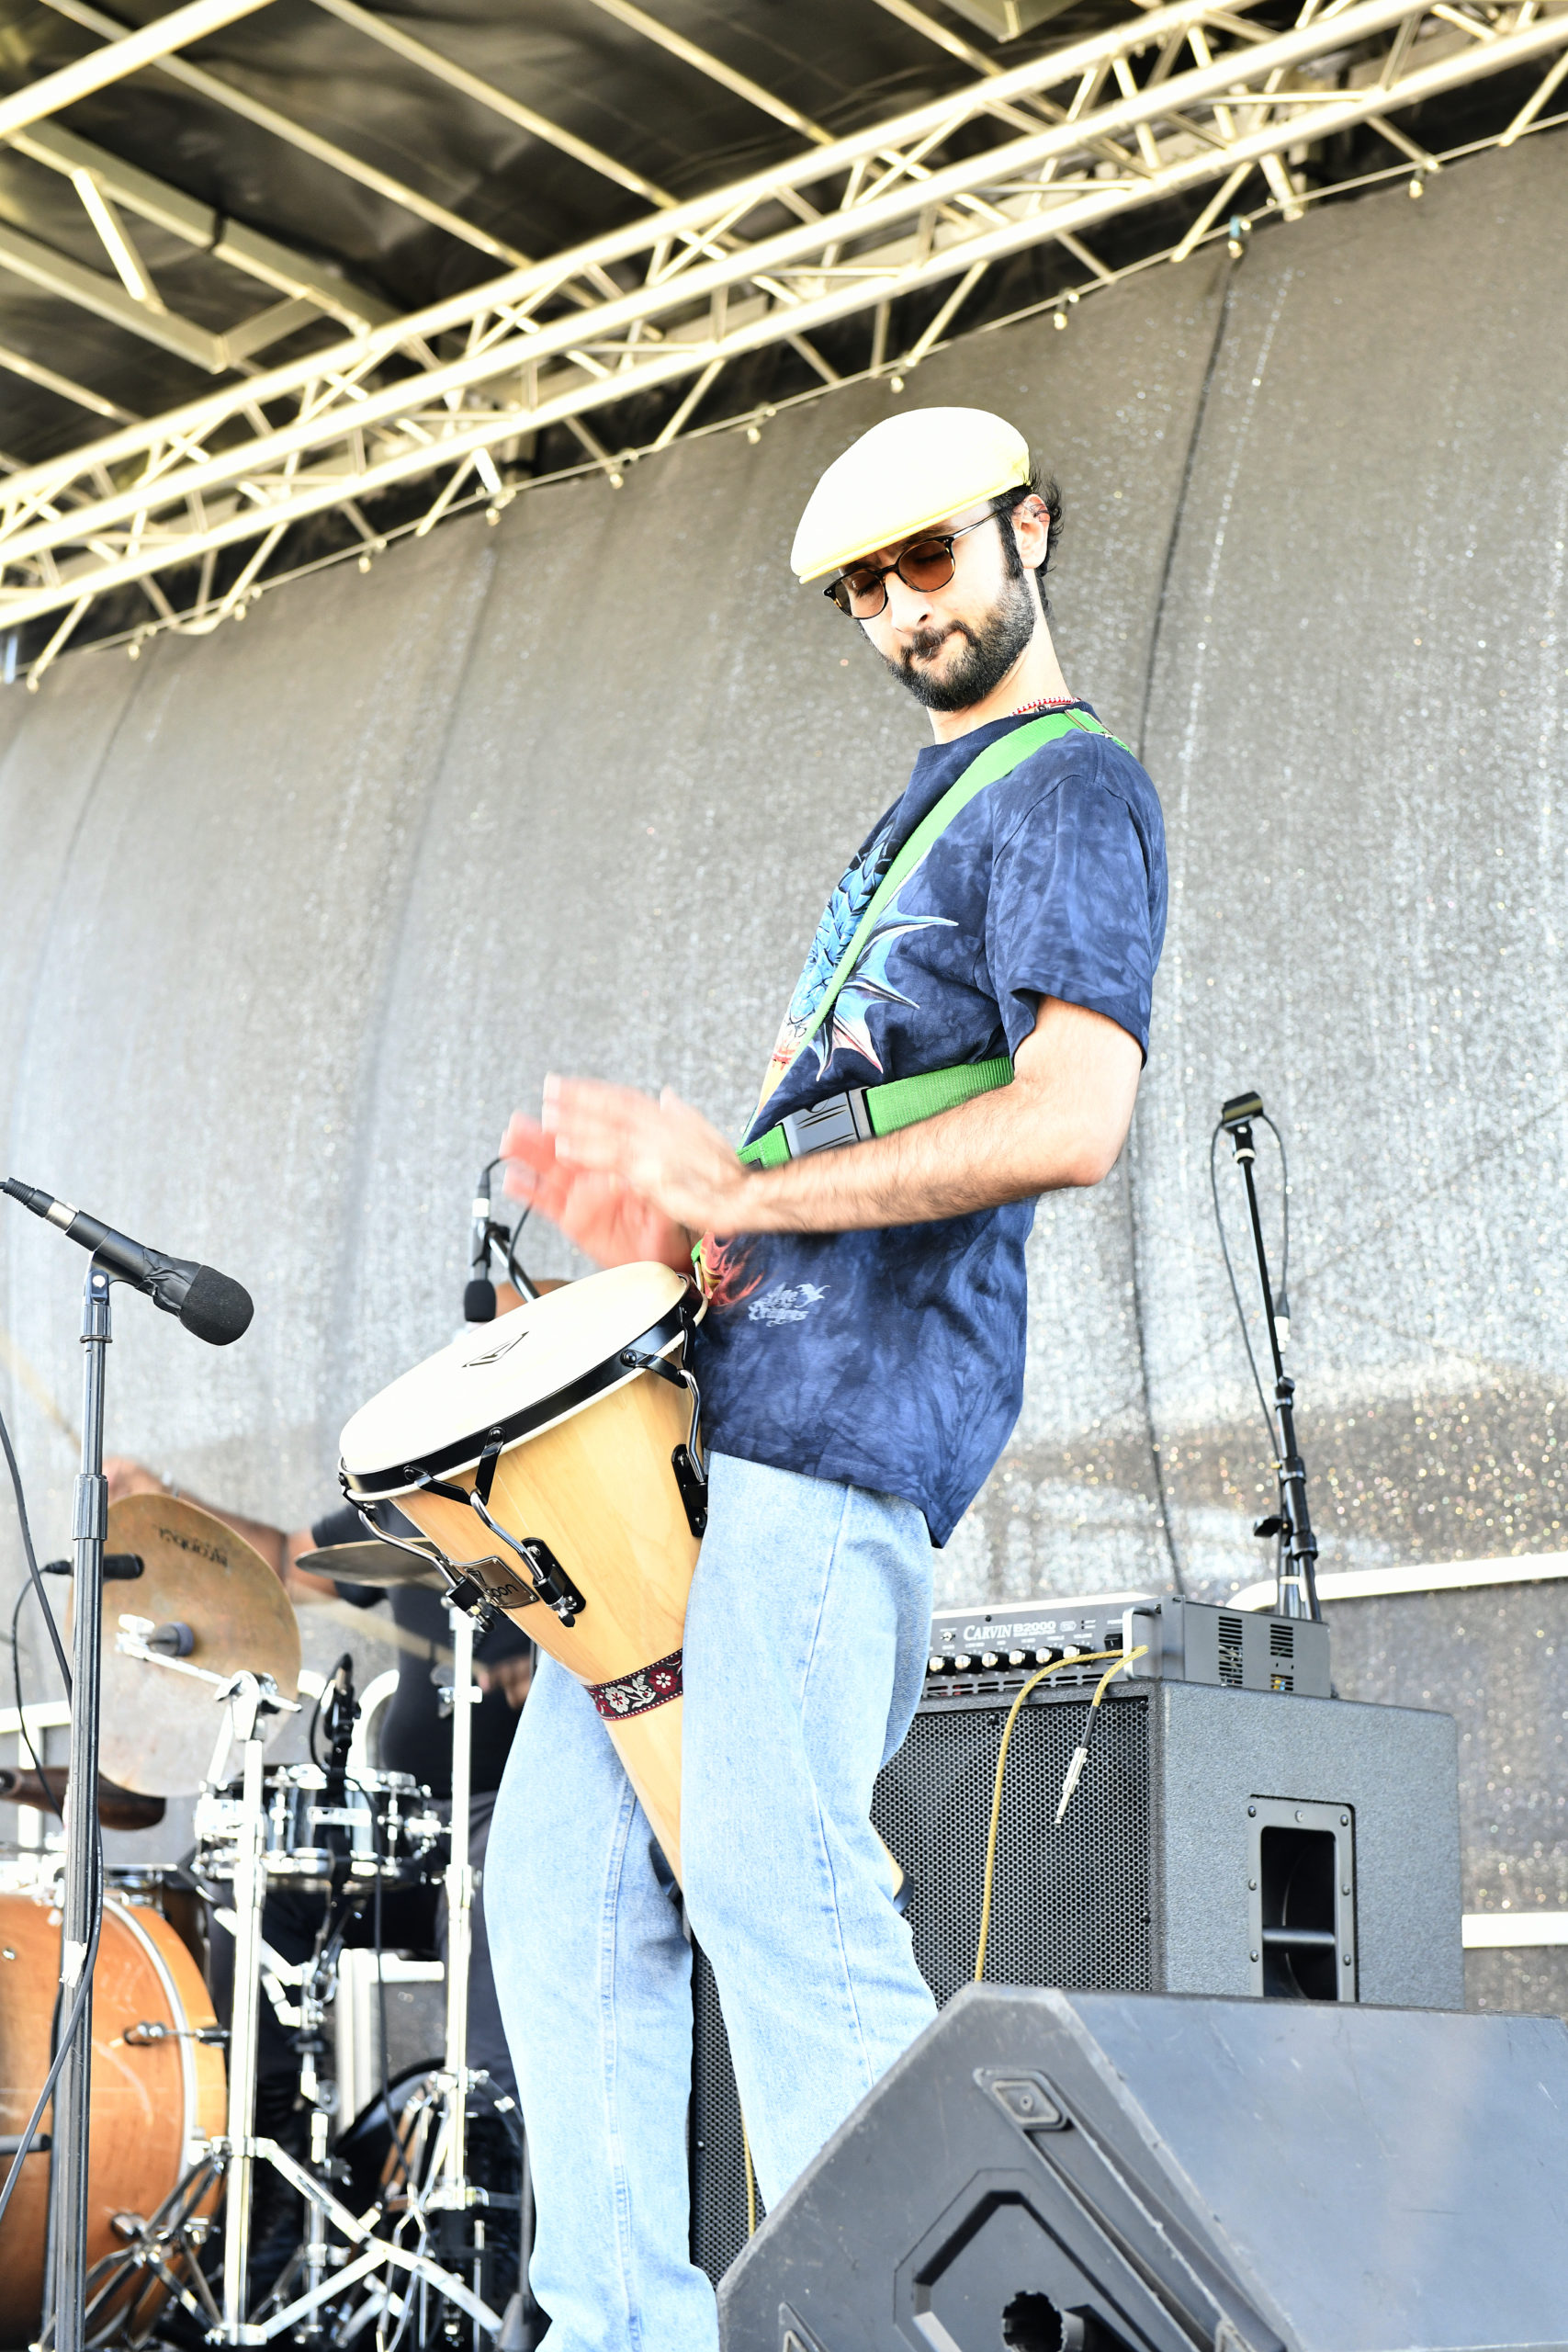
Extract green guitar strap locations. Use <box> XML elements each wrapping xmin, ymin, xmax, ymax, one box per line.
<box><xmin>739</xmin><ymin>707</ymin><xmax>1122</xmax><ymax>1170</ymax></box>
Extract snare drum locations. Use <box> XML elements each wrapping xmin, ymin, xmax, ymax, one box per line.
<box><xmin>195</xmin><ymin>1766</ymin><xmax>443</xmax><ymax>1885</ymax></box>
<box><xmin>339</xmin><ymin>1263</ymin><xmax>705</xmax><ymax>1876</ymax></box>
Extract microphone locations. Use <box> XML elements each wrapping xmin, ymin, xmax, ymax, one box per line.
<box><xmin>465</xmin><ymin>1170</ymin><xmax>497</xmax><ymax>1323</ymax></box>
<box><xmin>2</xmin><ymin>1180</ymin><xmax>254</xmax><ymax>1346</ymax></box>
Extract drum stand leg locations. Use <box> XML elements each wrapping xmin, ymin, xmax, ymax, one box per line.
<box><xmin>297</xmin><ymin>2110</ymin><xmax>332</xmax><ymax>2339</ymax></box>
<box><xmin>434</xmin><ymin>1605</ymin><xmax>476</xmax><ymax>2216</ymax></box>
<box><xmin>219</xmin><ymin>1681</ymin><xmax>271</xmax><ymax>2346</ymax></box>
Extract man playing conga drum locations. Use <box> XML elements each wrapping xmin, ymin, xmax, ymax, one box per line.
<box><xmin>490</xmin><ymin>405</ymin><xmax>1167</xmax><ymax>2348</ymax></box>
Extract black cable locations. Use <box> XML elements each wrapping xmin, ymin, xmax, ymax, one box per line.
<box><xmin>0</xmin><ymin>1398</ymin><xmax>72</xmax><ymax>1696</ymax></box>
<box><xmin>11</xmin><ymin>1582</ymin><xmax>62</xmax><ymax>1813</ymax></box>
<box><xmin>504</xmin><ymin>1203</ymin><xmax>535</xmax><ymax>1298</ymax></box>
<box><xmin>1258</xmin><ymin>1109</ymin><xmax>1290</xmax><ymax>1300</ymax></box>
<box><xmin>1209</xmin><ymin>1120</ymin><xmax>1279</xmax><ymax>1453</ymax></box>
<box><xmin>1123</xmin><ymin>1148</ymin><xmax>1185</xmax><ymax>1596</ymax></box>
<box><xmin>0</xmin><ymin>1842</ymin><xmax>104</xmax><ymax>2240</ymax></box>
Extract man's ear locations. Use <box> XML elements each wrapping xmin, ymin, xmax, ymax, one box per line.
<box><xmin>1011</xmin><ymin>498</ymin><xmax>1051</xmax><ymax>602</ymax></box>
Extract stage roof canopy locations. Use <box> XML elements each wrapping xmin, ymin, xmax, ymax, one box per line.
<box><xmin>1</xmin><ymin>0</ymin><xmax>1565</xmax><ymax>676</ymax></box>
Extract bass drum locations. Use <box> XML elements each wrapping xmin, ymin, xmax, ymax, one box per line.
<box><xmin>0</xmin><ymin>1888</ymin><xmax>226</xmax><ymax>2339</ymax></box>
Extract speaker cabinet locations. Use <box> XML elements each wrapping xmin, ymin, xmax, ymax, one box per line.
<box><xmin>718</xmin><ymin>1988</ymin><xmax>1568</xmax><ymax>2352</ymax></box>
<box><xmin>692</xmin><ymin>1683</ymin><xmax>1461</xmax><ymax>2284</ymax></box>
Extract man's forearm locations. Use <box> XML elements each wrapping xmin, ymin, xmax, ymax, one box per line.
<box><xmin>727</xmin><ymin>1077</ymin><xmax>1115</xmax><ymax>1235</ymax></box>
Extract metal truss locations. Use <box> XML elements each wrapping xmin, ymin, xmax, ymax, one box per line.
<box><xmin>3</xmin><ymin>0</ymin><xmax>1567</xmax><ymax>663</ymax></box>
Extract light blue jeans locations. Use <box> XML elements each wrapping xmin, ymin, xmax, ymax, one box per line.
<box><xmin>485</xmin><ymin>1451</ymin><xmax>937</xmax><ymax>2351</ymax></box>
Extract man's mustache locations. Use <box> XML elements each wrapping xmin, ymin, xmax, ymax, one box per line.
<box><xmin>897</xmin><ymin>620</ymin><xmax>976</xmax><ymax>668</ymax></box>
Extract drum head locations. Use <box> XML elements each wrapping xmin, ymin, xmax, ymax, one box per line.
<box><xmin>340</xmin><ymin>1261</ymin><xmax>694</xmax><ymax>1498</ymax></box>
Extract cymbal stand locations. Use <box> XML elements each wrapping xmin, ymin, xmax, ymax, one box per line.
<box><xmin>335</xmin><ymin>1503</ymin><xmax>528</xmax><ymax>2336</ymax></box>
<box><xmin>219</xmin><ymin>1668</ymin><xmax>282</xmax><ymax>2335</ymax></box>
<box><xmin>431</xmin><ymin>1602</ymin><xmax>476</xmax><ymax>2218</ymax></box>
<box><xmin>365</xmin><ymin>1601</ymin><xmax>498</xmax><ymax>2346</ymax></box>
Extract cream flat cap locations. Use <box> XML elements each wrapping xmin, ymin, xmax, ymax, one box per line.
<box><xmin>790</xmin><ymin>405</ymin><xmax>1032</xmax><ymax>583</ymax></box>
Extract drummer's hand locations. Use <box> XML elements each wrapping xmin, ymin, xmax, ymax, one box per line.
<box><xmin>104</xmin><ymin>1456</ymin><xmax>168</xmax><ymax>1506</ymax></box>
<box><xmin>477</xmin><ymin>1654</ymin><xmax>535</xmax><ymax>1709</ymax></box>
<box><xmin>537</xmin><ymin>1078</ymin><xmax>748</xmax><ymax>1238</ymax></box>
<box><xmin>498</xmin><ymin>1111</ymin><xmax>694</xmax><ymax>1272</ymax></box>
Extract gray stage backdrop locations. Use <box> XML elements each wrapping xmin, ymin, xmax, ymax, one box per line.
<box><xmin>3</xmin><ymin>136</ymin><xmax>1566</xmax><ymax>1989</ymax></box>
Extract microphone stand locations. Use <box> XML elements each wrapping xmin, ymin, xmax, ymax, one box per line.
<box><xmin>1222</xmin><ymin>1108</ymin><xmax>1321</xmax><ymax>1623</ymax></box>
<box><xmin>49</xmin><ymin>1259</ymin><xmax>114</xmax><ymax>2352</ymax></box>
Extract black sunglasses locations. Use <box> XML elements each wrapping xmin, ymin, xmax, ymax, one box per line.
<box><xmin>825</xmin><ymin>513</ymin><xmax>999</xmax><ymax>618</ymax></box>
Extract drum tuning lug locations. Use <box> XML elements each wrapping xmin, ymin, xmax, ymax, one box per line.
<box><xmin>671</xmin><ymin>1444</ymin><xmax>708</xmax><ymax>1539</ymax></box>
<box><xmin>516</xmin><ymin>1538</ymin><xmax>586</xmax><ymax>1625</ymax></box>
<box><xmin>619</xmin><ymin>1344</ymin><xmax>686</xmax><ymax>1392</ymax></box>
<box><xmin>443</xmin><ymin>1576</ymin><xmax>494</xmax><ymax>1623</ymax></box>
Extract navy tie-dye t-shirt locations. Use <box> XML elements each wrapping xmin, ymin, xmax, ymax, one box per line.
<box><xmin>693</xmin><ymin>703</ymin><xmax>1167</xmax><ymax>1545</ymax></box>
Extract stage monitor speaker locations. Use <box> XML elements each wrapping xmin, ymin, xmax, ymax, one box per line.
<box><xmin>717</xmin><ymin>1986</ymin><xmax>1568</xmax><ymax>2352</ymax></box>
<box><xmin>692</xmin><ymin>1681</ymin><xmax>1461</xmax><ymax>2283</ymax></box>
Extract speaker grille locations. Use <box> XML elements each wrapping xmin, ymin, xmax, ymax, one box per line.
<box><xmin>875</xmin><ymin>1690</ymin><xmax>1152</xmax><ymax>2006</ymax></box>
<box><xmin>690</xmin><ymin>1690</ymin><xmax>1152</xmax><ymax>2283</ymax></box>
<box><xmin>691</xmin><ymin>1941</ymin><xmax>757</xmax><ymax>2286</ymax></box>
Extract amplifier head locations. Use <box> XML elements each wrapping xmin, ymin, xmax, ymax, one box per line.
<box><xmin>924</xmin><ymin>1592</ymin><xmax>1329</xmax><ymax>1703</ymax></box>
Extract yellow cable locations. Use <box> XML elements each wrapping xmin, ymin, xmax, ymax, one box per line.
<box><xmin>973</xmin><ymin>1647</ymin><xmax>1125</xmax><ymax>1983</ymax></box>
<box><xmin>1091</xmin><ymin>1648</ymin><xmax>1144</xmax><ymax>1712</ymax></box>
<box><xmin>1053</xmin><ymin>1648</ymin><xmax>1148</xmax><ymax>1824</ymax></box>
<box><xmin>741</xmin><ymin>2114</ymin><xmax>757</xmax><ymax>2237</ymax></box>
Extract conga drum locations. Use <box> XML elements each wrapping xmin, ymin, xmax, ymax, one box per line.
<box><xmin>0</xmin><ymin>1887</ymin><xmax>225</xmax><ymax>2338</ymax></box>
<box><xmin>339</xmin><ymin>1263</ymin><xmax>705</xmax><ymax>1875</ymax></box>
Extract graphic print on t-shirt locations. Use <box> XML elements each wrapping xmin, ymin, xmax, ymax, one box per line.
<box><xmin>755</xmin><ymin>817</ymin><xmax>894</xmax><ymax>1110</ymax></box>
<box><xmin>701</xmin><ymin>830</ymin><xmax>955</xmax><ymax>1311</ymax></box>
<box><xmin>754</xmin><ymin>825</ymin><xmax>957</xmax><ymax>1114</ymax></box>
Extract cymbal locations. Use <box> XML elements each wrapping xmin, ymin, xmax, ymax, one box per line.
<box><xmin>81</xmin><ymin>1495</ymin><xmax>301</xmax><ymax>1797</ymax></box>
<box><xmin>296</xmin><ymin>1540</ymin><xmax>446</xmax><ymax>1590</ymax></box>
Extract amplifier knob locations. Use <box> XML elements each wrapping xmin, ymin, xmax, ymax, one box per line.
<box><xmin>1008</xmin><ymin>1650</ymin><xmax>1026</xmax><ymax>1665</ymax></box>
<box><xmin>980</xmin><ymin>1650</ymin><xmax>998</xmax><ymax>1668</ymax></box>
<box><xmin>1033</xmin><ymin>1647</ymin><xmax>1052</xmax><ymax>1664</ymax></box>
<box><xmin>953</xmin><ymin>1653</ymin><xmax>972</xmax><ymax>1670</ymax></box>
<box><xmin>928</xmin><ymin>1655</ymin><xmax>944</xmax><ymax>1674</ymax></box>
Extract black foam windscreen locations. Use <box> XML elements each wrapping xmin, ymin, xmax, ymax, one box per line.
<box><xmin>464</xmin><ymin>1277</ymin><xmax>497</xmax><ymax>1323</ymax></box>
<box><xmin>178</xmin><ymin>1264</ymin><xmax>254</xmax><ymax>1346</ymax></box>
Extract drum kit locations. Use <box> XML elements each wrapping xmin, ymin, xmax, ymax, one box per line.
<box><xmin>1</xmin><ymin>1258</ymin><xmax>709</xmax><ymax>2350</ymax></box>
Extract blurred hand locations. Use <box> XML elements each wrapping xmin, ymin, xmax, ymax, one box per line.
<box><xmin>499</xmin><ymin>1109</ymin><xmax>694</xmax><ymax>1272</ymax></box>
<box><xmin>477</xmin><ymin>1653</ymin><xmax>535</xmax><ymax>1710</ymax></box>
<box><xmin>104</xmin><ymin>1456</ymin><xmax>167</xmax><ymax>1507</ymax></box>
<box><xmin>535</xmin><ymin>1077</ymin><xmax>748</xmax><ymax>1238</ymax></box>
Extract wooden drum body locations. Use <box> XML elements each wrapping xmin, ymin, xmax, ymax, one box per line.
<box><xmin>340</xmin><ymin>1264</ymin><xmax>705</xmax><ymax>1877</ymax></box>
<box><xmin>0</xmin><ymin>1889</ymin><xmax>225</xmax><ymax>2338</ymax></box>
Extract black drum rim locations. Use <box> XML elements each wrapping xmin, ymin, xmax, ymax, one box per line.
<box><xmin>340</xmin><ymin>1302</ymin><xmax>690</xmax><ymax>1500</ymax></box>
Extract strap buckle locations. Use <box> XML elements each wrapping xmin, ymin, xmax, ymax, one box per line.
<box><xmin>779</xmin><ymin>1088</ymin><xmax>874</xmax><ymax>1159</ymax></box>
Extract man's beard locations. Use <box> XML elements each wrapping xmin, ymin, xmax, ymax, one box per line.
<box><xmin>882</xmin><ymin>567</ymin><xmax>1037</xmax><ymax>713</ymax></box>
